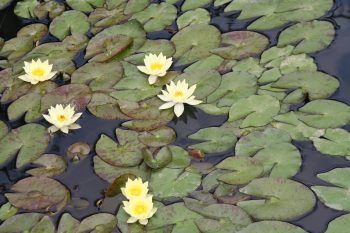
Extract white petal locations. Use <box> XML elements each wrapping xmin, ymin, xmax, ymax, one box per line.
<box><xmin>48</xmin><ymin>126</ymin><xmax>59</xmax><ymax>133</ymax></box>
<box><xmin>71</xmin><ymin>112</ymin><xmax>82</xmax><ymax>123</ymax></box>
<box><xmin>186</xmin><ymin>84</ymin><xmax>197</xmax><ymax>98</ymax></box>
<box><xmin>60</xmin><ymin>126</ymin><xmax>69</xmax><ymax>134</ymax></box>
<box><xmin>139</xmin><ymin>219</ymin><xmax>148</xmax><ymax>225</ymax></box>
<box><xmin>127</xmin><ymin>217</ymin><xmax>138</xmax><ymax>224</ymax></box>
<box><xmin>185</xmin><ymin>98</ymin><xmax>202</xmax><ymax>106</ymax></box>
<box><xmin>159</xmin><ymin>102</ymin><xmax>176</xmax><ymax>110</ymax></box>
<box><xmin>18</xmin><ymin>74</ymin><xmax>32</xmax><ymax>82</ymax></box>
<box><xmin>174</xmin><ymin>103</ymin><xmax>184</xmax><ymax>117</ymax></box>
<box><xmin>158</xmin><ymin>94</ymin><xmax>172</xmax><ymax>102</ymax></box>
<box><xmin>148</xmin><ymin>75</ymin><xmax>158</xmax><ymax>84</ymax></box>
<box><xmin>68</xmin><ymin>123</ymin><xmax>81</xmax><ymax>130</ymax></box>
<box><xmin>137</xmin><ymin>65</ymin><xmax>150</xmax><ymax>75</ymax></box>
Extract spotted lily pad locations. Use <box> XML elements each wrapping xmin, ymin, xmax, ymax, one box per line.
<box><xmin>0</xmin><ymin>124</ymin><xmax>49</xmax><ymax>168</ymax></box>
<box><xmin>26</xmin><ymin>154</ymin><xmax>67</xmax><ymax>177</ymax></box>
<box><xmin>278</xmin><ymin>20</ymin><xmax>335</xmax><ymax>54</ymax></box>
<box><xmin>211</xmin><ymin>31</ymin><xmax>269</xmax><ymax>60</ymax></box>
<box><xmin>177</xmin><ymin>8</ymin><xmax>210</xmax><ymax>29</ymax></box>
<box><xmin>17</xmin><ymin>23</ymin><xmax>48</xmax><ymax>42</ymax></box>
<box><xmin>96</xmin><ymin>128</ymin><xmax>144</xmax><ymax>167</ymax></box>
<box><xmin>33</xmin><ymin>0</ymin><xmax>65</xmax><ymax>19</ymax></box>
<box><xmin>238</xmin><ymin>178</ymin><xmax>316</xmax><ymax>220</ymax></box>
<box><xmin>228</xmin><ymin>95</ymin><xmax>280</xmax><ymax>128</ymax></box>
<box><xmin>5</xmin><ymin>176</ymin><xmax>70</xmax><ymax>212</ymax></box>
<box><xmin>0</xmin><ymin>36</ymin><xmax>33</xmax><ymax>61</ymax></box>
<box><xmin>325</xmin><ymin>214</ymin><xmax>350</xmax><ymax>233</ymax></box>
<box><xmin>189</xmin><ymin>127</ymin><xmax>237</xmax><ymax>154</ymax></box>
<box><xmin>49</xmin><ymin>10</ymin><xmax>90</xmax><ymax>40</ymax></box>
<box><xmin>279</xmin><ymin>54</ymin><xmax>317</xmax><ymax>75</ymax></box>
<box><xmin>311</xmin><ymin>129</ymin><xmax>350</xmax><ymax>158</ymax></box>
<box><xmin>14</xmin><ymin>0</ymin><xmax>39</xmax><ymax>18</ymax></box>
<box><xmin>66</xmin><ymin>0</ymin><xmax>104</xmax><ymax>13</ymax></box>
<box><xmin>237</xmin><ymin>221</ymin><xmax>308</xmax><ymax>233</ymax></box>
<box><xmin>312</xmin><ymin>168</ymin><xmax>350</xmax><ymax>211</ymax></box>
<box><xmin>172</xmin><ymin>24</ymin><xmax>221</xmax><ymax>65</ymax></box>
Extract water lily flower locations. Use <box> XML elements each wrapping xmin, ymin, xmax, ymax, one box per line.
<box><xmin>43</xmin><ymin>104</ymin><xmax>82</xmax><ymax>134</ymax></box>
<box><xmin>123</xmin><ymin>195</ymin><xmax>157</xmax><ymax>225</ymax></box>
<box><xmin>137</xmin><ymin>53</ymin><xmax>173</xmax><ymax>85</ymax></box>
<box><xmin>158</xmin><ymin>80</ymin><xmax>202</xmax><ymax>117</ymax></box>
<box><xmin>121</xmin><ymin>178</ymin><xmax>149</xmax><ymax>200</ymax></box>
<box><xmin>18</xmin><ymin>59</ymin><xmax>57</xmax><ymax>85</ymax></box>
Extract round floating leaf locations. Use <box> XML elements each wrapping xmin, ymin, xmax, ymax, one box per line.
<box><xmin>57</xmin><ymin>213</ymin><xmax>80</xmax><ymax>233</ymax></box>
<box><xmin>216</xmin><ymin>157</ymin><xmax>264</xmax><ymax>185</ymax></box>
<box><xmin>5</xmin><ymin>176</ymin><xmax>70</xmax><ymax>212</ymax></box>
<box><xmin>228</xmin><ymin>95</ymin><xmax>280</xmax><ymax>128</ymax></box>
<box><xmin>143</xmin><ymin>147</ymin><xmax>172</xmax><ymax>169</ymax></box>
<box><xmin>237</xmin><ymin>221</ymin><xmax>308</xmax><ymax>233</ymax></box>
<box><xmin>279</xmin><ymin>54</ymin><xmax>317</xmax><ymax>75</ymax></box>
<box><xmin>167</xmin><ymin>145</ymin><xmax>191</xmax><ymax>169</ymax></box>
<box><xmin>236</xmin><ymin>128</ymin><xmax>291</xmax><ymax>156</ymax></box>
<box><xmin>312</xmin><ymin>168</ymin><xmax>350</xmax><ymax>211</ymax></box>
<box><xmin>33</xmin><ymin>0</ymin><xmax>65</xmax><ymax>19</ymax></box>
<box><xmin>132</xmin><ymin>3</ymin><xmax>177</xmax><ymax>32</ymax></box>
<box><xmin>49</xmin><ymin>10</ymin><xmax>90</xmax><ymax>40</ymax></box>
<box><xmin>0</xmin><ymin>36</ymin><xmax>33</xmax><ymax>61</ymax></box>
<box><xmin>78</xmin><ymin>213</ymin><xmax>117</xmax><ymax>233</ymax></box>
<box><xmin>124</xmin><ymin>0</ymin><xmax>150</xmax><ymax>15</ymax></box>
<box><xmin>0</xmin><ymin>203</ymin><xmax>18</xmax><ymax>221</ymax></box>
<box><xmin>26</xmin><ymin>154</ymin><xmax>67</xmax><ymax>177</ymax></box>
<box><xmin>30</xmin><ymin>216</ymin><xmax>55</xmax><ymax>233</ymax></box>
<box><xmin>207</xmin><ymin>71</ymin><xmax>257</xmax><ymax>107</ymax></box>
<box><xmin>238</xmin><ymin>178</ymin><xmax>316</xmax><ymax>220</ymax></box>
<box><xmin>254</xmin><ymin>143</ymin><xmax>302</xmax><ymax>178</ymax></box>
<box><xmin>71</xmin><ymin>62</ymin><xmax>123</xmax><ymax>91</ymax></box>
<box><xmin>17</xmin><ymin>23</ymin><xmax>48</xmax><ymax>42</ymax></box>
<box><xmin>171</xmin><ymin>24</ymin><xmax>221</xmax><ymax>65</ymax></box>
<box><xmin>184</xmin><ymin>55</ymin><xmax>224</xmax><ymax>73</ymax></box>
<box><xmin>0</xmin><ymin>213</ymin><xmax>44</xmax><ymax>232</ymax></box>
<box><xmin>177</xmin><ymin>8</ymin><xmax>210</xmax><ymax>29</ymax></box>
<box><xmin>181</xmin><ymin>0</ymin><xmax>211</xmax><ymax>11</ymax></box>
<box><xmin>150</xmin><ymin>167</ymin><xmax>201</xmax><ymax>200</ymax></box>
<box><xmin>66</xmin><ymin>0</ymin><xmax>104</xmax><ymax>13</ymax></box>
<box><xmin>0</xmin><ymin>124</ymin><xmax>49</xmax><ymax>168</ymax></box>
<box><xmin>14</xmin><ymin>0</ymin><xmax>38</xmax><ymax>18</ymax></box>
<box><xmin>311</xmin><ymin>128</ymin><xmax>350</xmax><ymax>157</ymax></box>
<box><xmin>67</xmin><ymin>142</ymin><xmax>90</xmax><ymax>162</ymax></box>
<box><xmin>96</xmin><ymin>129</ymin><xmax>144</xmax><ymax>167</ymax></box>
<box><xmin>232</xmin><ymin>58</ymin><xmax>265</xmax><ymax>77</ymax></box>
<box><xmin>260</xmin><ymin>45</ymin><xmax>294</xmax><ymax>64</ymax></box>
<box><xmin>138</xmin><ymin>126</ymin><xmax>176</xmax><ymax>147</ymax></box>
<box><xmin>297</xmin><ymin>100</ymin><xmax>350</xmax><ymax>129</ymax></box>
<box><xmin>189</xmin><ymin>127</ymin><xmax>237</xmax><ymax>154</ymax></box>
<box><xmin>278</xmin><ymin>20</ymin><xmax>335</xmax><ymax>54</ymax></box>
<box><xmin>211</xmin><ymin>31</ymin><xmax>269</xmax><ymax>60</ymax></box>
<box><xmin>325</xmin><ymin>214</ymin><xmax>350</xmax><ymax>233</ymax></box>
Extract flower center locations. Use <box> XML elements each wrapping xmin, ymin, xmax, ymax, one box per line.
<box><xmin>57</xmin><ymin>114</ymin><xmax>67</xmax><ymax>122</ymax></box>
<box><xmin>134</xmin><ymin>204</ymin><xmax>147</xmax><ymax>215</ymax></box>
<box><xmin>130</xmin><ymin>187</ymin><xmax>142</xmax><ymax>196</ymax></box>
<box><xmin>31</xmin><ymin>67</ymin><xmax>45</xmax><ymax>77</ymax></box>
<box><xmin>150</xmin><ymin>62</ymin><xmax>164</xmax><ymax>71</ymax></box>
<box><xmin>174</xmin><ymin>91</ymin><xmax>184</xmax><ymax>97</ymax></box>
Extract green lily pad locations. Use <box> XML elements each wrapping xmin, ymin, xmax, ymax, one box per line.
<box><xmin>177</xmin><ymin>8</ymin><xmax>210</xmax><ymax>29</ymax></box>
<box><xmin>184</xmin><ymin>55</ymin><xmax>224</xmax><ymax>73</ymax></box>
<box><xmin>279</xmin><ymin>54</ymin><xmax>317</xmax><ymax>75</ymax></box>
<box><xmin>238</xmin><ymin>178</ymin><xmax>316</xmax><ymax>220</ymax></box>
<box><xmin>232</xmin><ymin>58</ymin><xmax>265</xmax><ymax>77</ymax></box>
<box><xmin>49</xmin><ymin>10</ymin><xmax>90</xmax><ymax>40</ymax></box>
<box><xmin>124</xmin><ymin>0</ymin><xmax>150</xmax><ymax>15</ymax></box>
<box><xmin>236</xmin><ymin>128</ymin><xmax>291</xmax><ymax>156</ymax></box>
<box><xmin>0</xmin><ymin>36</ymin><xmax>33</xmax><ymax>61</ymax></box>
<box><xmin>312</xmin><ymin>168</ymin><xmax>350</xmax><ymax>211</ymax></box>
<box><xmin>311</xmin><ymin>128</ymin><xmax>350</xmax><ymax>157</ymax></box>
<box><xmin>167</xmin><ymin>145</ymin><xmax>191</xmax><ymax>169</ymax></box>
<box><xmin>33</xmin><ymin>0</ymin><xmax>65</xmax><ymax>19</ymax></box>
<box><xmin>188</xmin><ymin>127</ymin><xmax>237</xmax><ymax>154</ymax></box>
<box><xmin>278</xmin><ymin>20</ymin><xmax>335</xmax><ymax>54</ymax></box>
<box><xmin>138</xmin><ymin>126</ymin><xmax>176</xmax><ymax>147</ymax></box>
<box><xmin>215</xmin><ymin>157</ymin><xmax>264</xmax><ymax>185</ymax></box>
<box><xmin>0</xmin><ymin>213</ymin><xmax>45</xmax><ymax>232</ymax></box>
<box><xmin>14</xmin><ymin>0</ymin><xmax>39</xmax><ymax>18</ymax></box>
<box><xmin>0</xmin><ymin>124</ymin><xmax>49</xmax><ymax>168</ymax></box>
<box><xmin>78</xmin><ymin>213</ymin><xmax>117</xmax><ymax>233</ymax></box>
<box><xmin>237</xmin><ymin>221</ymin><xmax>308</xmax><ymax>233</ymax></box>
<box><xmin>57</xmin><ymin>213</ymin><xmax>80</xmax><ymax>233</ymax></box>
<box><xmin>5</xmin><ymin>176</ymin><xmax>69</xmax><ymax>212</ymax></box>
<box><xmin>30</xmin><ymin>216</ymin><xmax>55</xmax><ymax>233</ymax></box>
<box><xmin>17</xmin><ymin>23</ymin><xmax>48</xmax><ymax>42</ymax></box>
<box><xmin>0</xmin><ymin>0</ymin><xmax>12</xmax><ymax>10</ymax></box>
<box><xmin>211</xmin><ymin>31</ymin><xmax>269</xmax><ymax>60</ymax></box>
<box><xmin>207</xmin><ymin>71</ymin><xmax>257</xmax><ymax>107</ymax></box>
<box><xmin>325</xmin><ymin>214</ymin><xmax>350</xmax><ymax>233</ymax></box>
<box><xmin>96</xmin><ymin>128</ymin><xmax>144</xmax><ymax>167</ymax></box>
<box><xmin>132</xmin><ymin>3</ymin><xmax>177</xmax><ymax>32</ymax></box>
<box><xmin>71</xmin><ymin>62</ymin><xmax>123</xmax><ymax>91</ymax></box>
<box><xmin>297</xmin><ymin>100</ymin><xmax>350</xmax><ymax>129</ymax></box>
<box><xmin>0</xmin><ymin>203</ymin><xmax>18</xmax><ymax>221</ymax></box>
<box><xmin>225</xmin><ymin>0</ymin><xmax>333</xmax><ymax>30</ymax></box>
<box><xmin>26</xmin><ymin>154</ymin><xmax>67</xmax><ymax>177</ymax></box>
<box><xmin>171</xmin><ymin>24</ymin><xmax>221</xmax><ymax>65</ymax></box>
<box><xmin>143</xmin><ymin>147</ymin><xmax>172</xmax><ymax>169</ymax></box>
<box><xmin>150</xmin><ymin>167</ymin><xmax>201</xmax><ymax>200</ymax></box>
<box><xmin>260</xmin><ymin>45</ymin><xmax>294</xmax><ymax>64</ymax></box>
<box><xmin>181</xmin><ymin>0</ymin><xmax>211</xmax><ymax>11</ymax></box>
<box><xmin>228</xmin><ymin>95</ymin><xmax>280</xmax><ymax>128</ymax></box>
<box><xmin>66</xmin><ymin>0</ymin><xmax>104</xmax><ymax>13</ymax></box>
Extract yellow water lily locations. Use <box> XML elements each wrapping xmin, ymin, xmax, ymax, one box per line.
<box><xmin>137</xmin><ymin>53</ymin><xmax>173</xmax><ymax>85</ymax></box>
<box><xmin>43</xmin><ymin>104</ymin><xmax>82</xmax><ymax>134</ymax></box>
<box><xmin>121</xmin><ymin>178</ymin><xmax>149</xmax><ymax>200</ymax></box>
<box><xmin>158</xmin><ymin>80</ymin><xmax>202</xmax><ymax>117</ymax></box>
<box><xmin>123</xmin><ymin>195</ymin><xmax>157</xmax><ymax>225</ymax></box>
<box><xmin>18</xmin><ymin>59</ymin><xmax>57</xmax><ymax>84</ymax></box>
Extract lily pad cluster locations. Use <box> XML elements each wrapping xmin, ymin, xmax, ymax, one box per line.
<box><xmin>0</xmin><ymin>0</ymin><xmax>347</xmax><ymax>232</ymax></box>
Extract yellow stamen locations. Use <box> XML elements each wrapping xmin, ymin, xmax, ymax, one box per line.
<box><xmin>57</xmin><ymin>115</ymin><xmax>66</xmax><ymax>122</ymax></box>
<box><xmin>134</xmin><ymin>204</ymin><xmax>146</xmax><ymax>214</ymax></box>
<box><xmin>150</xmin><ymin>62</ymin><xmax>164</xmax><ymax>71</ymax></box>
<box><xmin>174</xmin><ymin>91</ymin><xmax>184</xmax><ymax>97</ymax></box>
<box><xmin>31</xmin><ymin>68</ymin><xmax>45</xmax><ymax>77</ymax></box>
<box><xmin>130</xmin><ymin>188</ymin><xmax>142</xmax><ymax>196</ymax></box>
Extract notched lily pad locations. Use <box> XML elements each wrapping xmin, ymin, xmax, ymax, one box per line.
<box><xmin>33</xmin><ymin>0</ymin><xmax>65</xmax><ymax>19</ymax></box>
<box><xmin>14</xmin><ymin>0</ymin><xmax>39</xmax><ymax>18</ymax></box>
<box><xmin>66</xmin><ymin>0</ymin><xmax>104</xmax><ymax>13</ymax></box>
<box><xmin>17</xmin><ymin>23</ymin><xmax>48</xmax><ymax>42</ymax></box>
<box><xmin>26</xmin><ymin>154</ymin><xmax>67</xmax><ymax>177</ymax></box>
<box><xmin>177</xmin><ymin>8</ymin><xmax>210</xmax><ymax>29</ymax></box>
<box><xmin>325</xmin><ymin>214</ymin><xmax>350</xmax><ymax>233</ymax></box>
<box><xmin>138</xmin><ymin>126</ymin><xmax>176</xmax><ymax>147</ymax></box>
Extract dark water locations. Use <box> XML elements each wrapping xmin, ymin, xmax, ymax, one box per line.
<box><xmin>1</xmin><ymin>1</ymin><xmax>350</xmax><ymax>232</ymax></box>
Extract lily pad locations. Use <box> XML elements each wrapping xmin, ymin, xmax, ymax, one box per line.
<box><xmin>211</xmin><ymin>31</ymin><xmax>269</xmax><ymax>60</ymax></box>
<box><xmin>0</xmin><ymin>213</ymin><xmax>45</xmax><ymax>232</ymax></box>
<box><xmin>49</xmin><ymin>10</ymin><xmax>90</xmax><ymax>40</ymax></box>
<box><xmin>0</xmin><ymin>203</ymin><xmax>18</xmax><ymax>221</ymax></box>
<box><xmin>78</xmin><ymin>213</ymin><xmax>117</xmax><ymax>233</ymax></box>
<box><xmin>17</xmin><ymin>23</ymin><xmax>48</xmax><ymax>42</ymax></box>
<box><xmin>279</xmin><ymin>54</ymin><xmax>317</xmax><ymax>75</ymax></box>
<box><xmin>325</xmin><ymin>214</ymin><xmax>350</xmax><ymax>233</ymax></box>
<box><xmin>33</xmin><ymin>0</ymin><xmax>65</xmax><ymax>19</ymax></box>
<box><xmin>96</xmin><ymin>128</ymin><xmax>144</xmax><ymax>167</ymax></box>
<box><xmin>26</xmin><ymin>154</ymin><xmax>67</xmax><ymax>177</ymax></box>
<box><xmin>232</xmin><ymin>58</ymin><xmax>265</xmax><ymax>77</ymax></box>
<box><xmin>0</xmin><ymin>0</ymin><xmax>12</xmax><ymax>10</ymax></box>
<box><xmin>14</xmin><ymin>0</ymin><xmax>38</xmax><ymax>18</ymax></box>
<box><xmin>57</xmin><ymin>213</ymin><xmax>80</xmax><ymax>233</ymax></box>
<box><xmin>278</xmin><ymin>20</ymin><xmax>335</xmax><ymax>54</ymax></box>
<box><xmin>260</xmin><ymin>45</ymin><xmax>294</xmax><ymax>64</ymax></box>
<box><xmin>0</xmin><ymin>36</ymin><xmax>33</xmax><ymax>61</ymax></box>
<box><xmin>143</xmin><ymin>147</ymin><xmax>172</xmax><ymax>169</ymax></box>
<box><xmin>138</xmin><ymin>126</ymin><xmax>176</xmax><ymax>147</ymax></box>
<box><xmin>312</xmin><ymin>168</ymin><xmax>350</xmax><ymax>211</ymax></box>
<box><xmin>132</xmin><ymin>3</ymin><xmax>177</xmax><ymax>32</ymax></box>
<box><xmin>177</xmin><ymin>8</ymin><xmax>210</xmax><ymax>29</ymax></box>
<box><xmin>228</xmin><ymin>95</ymin><xmax>280</xmax><ymax>128</ymax></box>
<box><xmin>66</xmin><ymin>0</ymin><xmax>104</xmax><ymax>13</ymax></box>
<box><xmin>238</xmin><ymin>178</ymin><xmax>316</xmax><ymax>220</ymax></box>
<box><xmin>5</xmin><ymin>176</ymin><xmax>70</xmax><ymax>212</ymax></box>
<box><xmin>30</xmin><ymin>216</ymin><xmax>55</xmax><ymax>233</ymax></box>
<box><xmin>237</xmin><ymin>221</ymin><xmax>308</xmax><ymax>233</ymax></box>
<box><xmin>181</xmin><ymin>0</ymin><xmax>211</xmax><ymax>11</ymax></box>
<box><xmin>171</xmin><ymin>24</ymin><xmax>221</xmax><ymax>65</ymax></box>
<box><xmin>184</xmin><ymin>55</ymin><xmax>224</xmax><ymax>73</ymax></box>
<box><xmin>0</xmin><ymin>124</ymin><xmax>49</xmax><ymax>168</ymax></box>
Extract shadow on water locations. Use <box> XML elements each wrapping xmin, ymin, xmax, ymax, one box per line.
<box><xmin>1</xmin><ymin>0</ymin><xmax>350</xmax><ymax>232</ymax></box>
